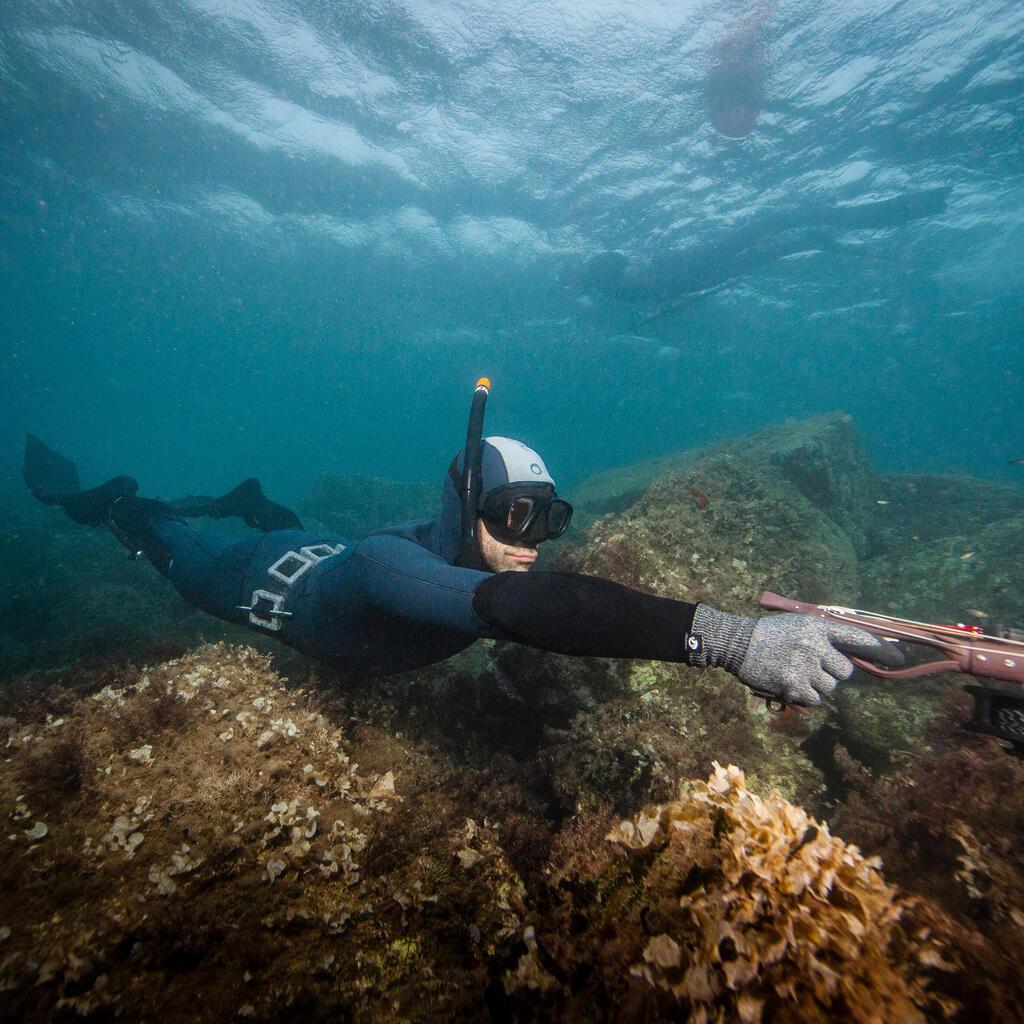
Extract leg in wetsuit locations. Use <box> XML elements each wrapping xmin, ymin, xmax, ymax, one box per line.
<box><xmin>104</xmin><ymin>483</ymin><xmax>356</xmax><ymax>658</ymax></box>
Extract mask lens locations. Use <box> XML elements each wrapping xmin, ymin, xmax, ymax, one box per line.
<box><xmin>505</xmin><ymin>497</ymin><xmax>537</xmax><ymax>535</ymax></box>
<box><xmin>480</xmin><ymin>486</ymin><xmax>572</xmax><ymax>543</ymax></box>
<box><xmin>546</xmin><ymin>499</ymin><xmax>573</xmax><ymax>538</ymax></box>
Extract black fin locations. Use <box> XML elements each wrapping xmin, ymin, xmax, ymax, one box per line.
<box><xmin>252</xmin><ymin>499</ymin><xmax>303</xmax><ymax>533</ymax></box>
<box><xmin>210</xmin><ymin>478</ymin><xmax>263</xmax><ymax>522</ymax></box>
<box><xmin>209</xmin><ymin>478</ymin><xmax>303</xmax><ymax>532</ymax></box>
<box><xmin>23</xmin><ymin>434</ymin><xmax>137</xmax><ymax>525</ymax></box>
<box><xmin>61</xmin><ymin>476</ymin><xmax>139</xmax><ymax>526</ymax></box>
<box><xmin>23</xmin><ymin>433</ymin><xmax>81</xmax><ymax>505</ymax></box>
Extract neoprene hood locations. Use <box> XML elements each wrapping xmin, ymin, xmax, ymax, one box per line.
<box><xmin>442</xmin><ymin>437</ymin><xmax>556</xmax><ymax>567</ymax></box>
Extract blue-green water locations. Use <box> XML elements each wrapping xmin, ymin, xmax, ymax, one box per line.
<box><xmin>1</xmin><ymin>0</ymin><xmax>1022</xmax><ymax>506</ymax></box>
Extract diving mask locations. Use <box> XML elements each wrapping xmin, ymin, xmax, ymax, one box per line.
<box><xmin>479</xmin><ymin>484</ymin><xmax>573</xmax><ymax>545</ymax></box>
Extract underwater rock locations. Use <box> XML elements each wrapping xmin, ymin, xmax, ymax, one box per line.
<box><xmin>828</xmin><ymin>696</ymin><xmax>1024</xmax><ymax>1021</ymax></box>
<box><xmin>425</xmin><ymin>756</ymin><xmax>1019</xmax><ymax>1021</ymax></box>
<box><xmin>504</xmin><ymin>763</ymin><xmax>967</xmax><ymax>1022</ymax></box>
<box><xmin>863</xmin><ymin>474</ymin><xmax>1024</xmax><ymax>558</ymax></box>
<box><xmin>564</xmin><ymin>452</ymin><xmax>858</xmax><ymax>616</ymax></box>
<box><xmin>0</xmin><ymin>643</ymin><xmax>573</xmax><ymax>1020</ymax></box>
<box><xmin>300</xmin><ymin>473</ymin><xmax>436</xmax><ymax>539</ymax></box>
<box><xmin>734</xmin><ymin>413</ymin><xmax>877</xmax><ymax>553</ymax></box>
<box><xmin>2</xmin><ymin>646</ymin><xmax>1020</xmax><ymax>1022</ymax></box>
<box><xmin>569</xmin><ymin>413</ymin><xmax>877</xmax><ymax>553</ymax></box>
<box><xmin>0</xmin><ymin>644</ymin><xmax>466</xmax><ymax>1021</ymax></box>
<box><xmin>859</xmin><ymin>515</ymin><xmax>1024</xmax><ymax>627</ymax></box>
<box><xmin>825</xmin><ymin>675</ymin><xmax>946</xmax><ymax>776</ymax></box>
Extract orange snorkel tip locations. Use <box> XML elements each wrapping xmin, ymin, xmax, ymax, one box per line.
<box><xmin>476</xmin><ymin>377</ymin><xmax>491</xmax><ymax>391</ymax></box>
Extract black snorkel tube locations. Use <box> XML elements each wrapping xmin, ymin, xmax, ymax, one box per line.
<box><xmin>458</xmin><ymin>377</ymin><xmax>491</xmax><ymax>568</ymax></box>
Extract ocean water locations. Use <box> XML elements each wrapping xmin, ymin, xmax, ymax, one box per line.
<box><xmin>5</xmin><ymin>7</ymin><xmax>1024</xmax><ymax>1017</ymax></box>
<box><xmin>1</xmin><ymin>0</ymin><xmax>1022</xmax><ymax>506</ymax></box>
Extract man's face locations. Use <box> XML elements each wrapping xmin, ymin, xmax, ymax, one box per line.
<box><xmin>477</xmin><ymin>518</ymin><xmax>538</xmax><ymax>573</ymax></box>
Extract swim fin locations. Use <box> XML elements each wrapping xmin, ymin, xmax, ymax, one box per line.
<box><xmin>23</xmin><ymin>433</ymin><xmax>81</xmax><ymax>504</ymax></box>
<box><xmin>170</xmin><ymin>477</ymin><xmax>302</xmax><ymax>532</ymax></box>
<box><xmin>23</xmin><ymin>434</ymin><xmax>138</xmax><ymax>526</ymax></box>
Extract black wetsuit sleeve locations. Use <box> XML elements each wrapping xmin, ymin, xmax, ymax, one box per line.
<box><xmin>472</xmin><ymin>571</ymin><xmax>698</xmax><ymax>662</ymax></box>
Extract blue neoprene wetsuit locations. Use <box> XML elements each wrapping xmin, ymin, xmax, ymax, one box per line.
<box><xmin>155</xmin><ymin>517</ymin><xmax>498</xmax><ymax>677</ymax></box>
<box><xmin>134</xmin><ymin>439</ymin><xmax>702</xmax><ymax>676</ymax></box>
<box><xmin>150</xmin><ymin>505</ymin><xmax>700</xmax><ymax>677</ymax></box>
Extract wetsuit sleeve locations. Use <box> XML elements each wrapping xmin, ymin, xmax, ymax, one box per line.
<box><xmin>473</xmin><ymin>571</ymin><xmax>698</xmax><ymax>662</ymax></box>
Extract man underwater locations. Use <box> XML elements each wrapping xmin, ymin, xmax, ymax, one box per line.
<box><xmin>22</xmin><ymin>387</ymin><xmax>899</xmax><ymax>706</ymax></box>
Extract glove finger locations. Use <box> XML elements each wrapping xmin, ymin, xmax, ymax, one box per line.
<box><xmin>811</xmin><ymin>665</ymin><xmax>838</xmax><ymax>695</ymax></box>
<box><xmin>819</xmin><ymin>646</ymin><xmax>854</xmax><ymax>682</ymax></box>
<box><xmin>783</xmin><ymin>680</ymin><xmax>821</xmax><ymax>707</ymax></box>
<box><xmin>826</xmin><ymin>622</ymin><xmax>905</xmax><ymax>667</ymax></box>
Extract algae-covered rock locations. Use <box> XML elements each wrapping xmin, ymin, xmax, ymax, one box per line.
<box><xmin>859</xmin><ymin>515</ymin><xmax>1024</xmax><ymax>627</ymax></box>
<box><xmin>736</xmin><ymin>412</ymin><xmax>876</xmax><ymax>553</ymax></box>
<box><xmin>2</xmin><ymin>646</ymin><xmax>1020</xmax><ymax>1022</ymax></box>
<box><xmin>301</xmin><ymin>473</ymin><xmax>436</xmax><ymax>539</ymax></box>
<box><xmin>511</xmin><ymin>763</ymin><xmax>966</xmax><ymax>1023</ymax></box>
<box><xmin>0</xmin><ymin>644</ymin><xmax>530</xmax><ymax>1023</ymax></box>
<box><xmin>0</xmin><ymin>663</ymin><xmax>987</xmax><ymax>1024</ymax></box>
<box><xmin>827</xmin><ymin>676</ymin><xmax>947</xmax><ymax>774</ymax></box>
<box><xmin>570</xmin><ymin>413</ymin><xmax>876</xmax><ymax>554</ymax></box>
<box><xmin>566</xmin><ymin>454</ymin><xmax>858</xmax><ymax>614</ymax></box>
<box><xmin>863</xmin><ymin>474</ymin><xmax>1024</xmax><ymax>558</ymax></box>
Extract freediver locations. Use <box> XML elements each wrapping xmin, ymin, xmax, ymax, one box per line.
<box><xmin>22</xmin><ymin>382</ymin><xmax>900</xmax><ymax>706</ymax></box>
<box><xmin>707</xmin><ymin>3</ymin><xmax>775</xmax><ymax>139</ymax></box>
<box><xmin>569</xmin><ymin>187</ymin><xmax>952</xmax><ymax>305</ymax></box>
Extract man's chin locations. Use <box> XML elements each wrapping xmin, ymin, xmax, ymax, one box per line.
<box><xmin>503</xmin><ymin>554</ymin><xmax>536</xmax><ymax>572</ymax></box>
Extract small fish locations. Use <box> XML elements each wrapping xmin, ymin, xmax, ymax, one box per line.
<box><xmin>1011</xmin><ymin>458</ymin><xmax>1024</xmax><ymax>466</ymax></box>
<box><xmin>966</xmin><ymin>609</ymin><xmax>988</xmax><ymax>619</ymax></box>
<box><xmin>959</xmin><ymin>551</ymin><xmax>975</xmax><ymax>560</ymax></box>
<box><xmin>875</xmin><ymin>499</ymin><xmax>890</xmax><ymax>505</ymax></box>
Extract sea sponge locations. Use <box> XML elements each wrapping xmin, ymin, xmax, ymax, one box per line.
<box><xmin>606</xmin><ymin>763</ymin><xmax>958</xmax><ymax>1023</ymax></box>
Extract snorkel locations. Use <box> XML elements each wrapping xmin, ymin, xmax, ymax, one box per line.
<box><xmin>457</xmin><ymin>377</ymin><xmax>491</xmax><ymax>568</ymax></box>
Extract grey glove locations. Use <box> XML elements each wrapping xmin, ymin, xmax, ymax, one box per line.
<box><xmin>689</xmin><ymin>604</ymin><xmax>904</xmax><ymax>706</ymax></box>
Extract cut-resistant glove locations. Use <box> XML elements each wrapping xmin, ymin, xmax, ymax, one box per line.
<box><xmin>688</xmin><ymin>603</ymin><xmax>904</xmax><ymax>706</ymax></box>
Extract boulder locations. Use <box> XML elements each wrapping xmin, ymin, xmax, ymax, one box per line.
<box><xmin>859</xmin><ymin>515</ymin><xmax>1024</xmax><ymax>628</ymax></box>
<box><xmin>569</xmin><ymin>413</ymin><xmax>877</xmax><ymax>555</ymax></box>
<box><xmin>863</xmin><ymin>474</ymin><xmax>1024</xmax><ymax>558</ymax></box>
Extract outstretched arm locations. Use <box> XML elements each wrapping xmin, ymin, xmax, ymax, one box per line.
<box><xmin>346</xmin><ymin>539</ymin><xmax>899</xmax><ymax>706</ymax></box>
<box><xmin>473</xmin><ymin>572</ymin><xmax>902</xmax><ymax>706</ymax></box>
<box><xmin>473</xmin><ymin>571</ymin><xmax>698</xmax><ymax>661</ymax></box>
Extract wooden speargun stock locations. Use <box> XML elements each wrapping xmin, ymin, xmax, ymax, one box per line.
<box><xmin>759</xmin><ymin>592</ymin><xmax>1024</xmax><ymax>755</ymax></box>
